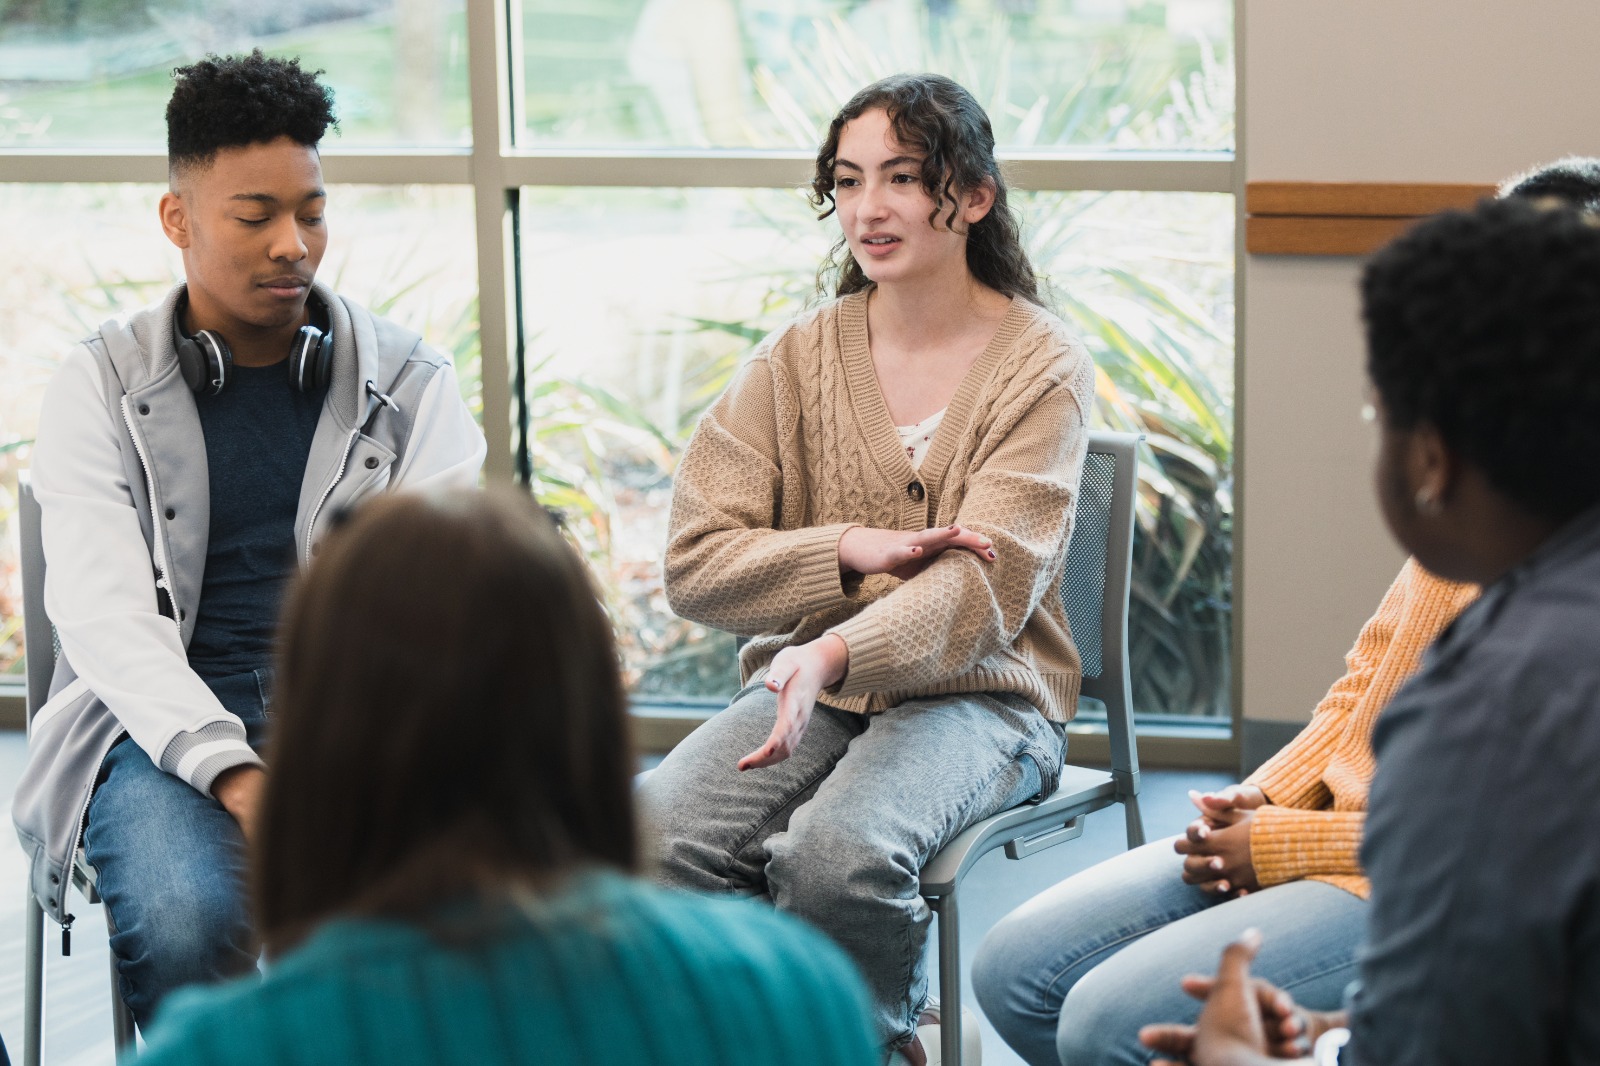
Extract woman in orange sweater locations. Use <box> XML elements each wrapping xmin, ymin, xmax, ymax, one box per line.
<box><xmin>971</xmin><ymin>561</ymin><xmax>1476</xmax><ymax>1066</ymax></box>
<box><xmin>973</xmin><ymin>155</ymin><xmax>1600</xmax><ymax>1066</ymax></box>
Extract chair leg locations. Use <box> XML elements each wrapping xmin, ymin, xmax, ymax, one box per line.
<box><xmin>935</xmin><ymin>893</ymin><xmax>964</xmax><ymax>1066</ymax></box>
<box><xmin>1123</xmin><ymin>795</ymin><xmax>1146</xmax><ymax>849</ymax></box>
<box><xmin>105</xmin><ymin>899</ymin><xmax>139</xmax><ymax>1059</ymax></box>
<box><xmin>24</xmin><ymin>891</ymin><xmax>45</xmax><ymax>1066</ymax></box>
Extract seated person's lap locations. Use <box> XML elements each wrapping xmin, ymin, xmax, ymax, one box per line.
<box><xmin>82</xmin><ymin>668</ymin><xmax>270</xmax><ymax>1025</ymax></box>
<box><xmin>641</xmin><ymin>681</ymin><xmax>1063</xmax><ymax>1043</ymax></box>
<box><xmin>975</xmin><ymin>839</ymin><xmax>1366</xmax><ymax>1066</ymax></box>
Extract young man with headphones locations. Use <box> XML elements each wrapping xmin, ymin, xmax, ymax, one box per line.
<box><xmin>12</xmin><ymin>51</ymin><xmax>486</xmax><ymax>1027</ymax></box>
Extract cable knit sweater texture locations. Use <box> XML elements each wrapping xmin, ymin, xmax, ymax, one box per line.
<box><xmin>1243</xmin><ymin>559</ymin><xmax>1480</xmax><ymax>898</ymax></box>
<box><xmin>665</xmin><ymin>289</ymin><xmax>1096</xmax><ymax>721</ymax></box>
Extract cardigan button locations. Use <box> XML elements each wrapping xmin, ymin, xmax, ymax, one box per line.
<box><xmin>364</xmin><ymin>456</ymin><xmax>380</xmax><ymax>469</ymax></box>
<box><xmin>164</xmin><ymin>507</ymin><xmax>175</xmax><ymax>520</ymax></box>
<box><xmin>137</xmin><ymin>404</ymin><xmax>150</xmax><ymax>415</ymax></box>
<box><xmin>907</xmin><ymin>480</ymin><xmax>925</xmax><ymax>502</ymax></box>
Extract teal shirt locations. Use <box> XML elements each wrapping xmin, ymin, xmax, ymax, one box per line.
<box><xmin>139</xmin><ymin>872</ymin><xmax>878</xmax><ymax>1066</ymax></box>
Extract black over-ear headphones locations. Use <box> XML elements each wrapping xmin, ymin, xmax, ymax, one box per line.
<box><xmin>175</xmin><ymin>289</ymin><xmax>334</xmax><ymax>397</ymax></box>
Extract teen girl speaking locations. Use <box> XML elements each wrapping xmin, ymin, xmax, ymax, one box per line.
<box><xmin>642</xmin><ymin>73</ymin><xmax>1095</xmax><ymax>1066</ymax></box>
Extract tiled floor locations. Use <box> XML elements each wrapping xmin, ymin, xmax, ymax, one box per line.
<box><xmin>0</xmin><ymin>730</ymin><xmax>1230</xmax><ymax>1065</ymax></box>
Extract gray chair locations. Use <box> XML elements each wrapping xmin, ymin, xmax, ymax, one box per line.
<box><xmin>918</xmin><ymin>429</ymin><xmax>1146</xmax><ymax>1066</ymax></box>
<box><xmin>19</xmin><ymin>471</ymin><xmax>139</xmax><ymax>1064</ymax></box>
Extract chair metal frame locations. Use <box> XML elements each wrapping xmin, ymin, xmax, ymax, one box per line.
<box><xmin>19</xmin><ymin>471</ymin><xmax>139</xmax><ymax>1064</ymax></box>
<box><xmin>918</xmin><ymin>430</ymin><xmax>1147</xmax><ymax>1066</ymax></box>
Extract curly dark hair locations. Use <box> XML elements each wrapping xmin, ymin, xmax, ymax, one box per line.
<box><xmin>167</xmin><ymin>50</ymin><xmax>337</xmax><ymax>175</ymax></box>
<box><xmin>1501</xmin><ymin>156</ymin><xmax>1600</xmax><ymax>212</ymax></box>
<box><xmin>1362</xmin><ymin>197</ymin><xmax>1600</xmax><ymax>522</ymax></box>
<box><xmin>810</xmin><ymin>73</ymin><xmax>1039</xmax><ymax>303</ymax></box>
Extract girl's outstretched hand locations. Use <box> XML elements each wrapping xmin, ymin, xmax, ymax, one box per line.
<box><xmin>739</xmin><ymin>635</ymin><xmax>850</xmax><ymax>770</ymax></box>
<box><xmin>838</xmin><ymin>524</ymin><xmax>996</xmax><ymax>581</ymax></box>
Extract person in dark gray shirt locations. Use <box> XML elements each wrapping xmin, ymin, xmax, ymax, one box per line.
<box><xmin>1138</xmin><ymin>197</ymin><xmax>1600</xmax><ymax>1066</ymax></box>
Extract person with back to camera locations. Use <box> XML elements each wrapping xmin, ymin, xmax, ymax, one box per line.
<box><xmin>131</xmin><ymin>489</ymin><xmax>879</xmax><ymax>1066</ymax></box>
<box><xmin>1137</xmin><ymin>194</ymin><xmax>1600</xmax><ymax>1066</ymax></box>
<box><xmin>638</xmin><ymin>72</ymin><xmax>1094</xmax><ymax>1065</ymax></box>
<box><xmin>968</xmin><ymin>155</ymin><xmax>1600</xmax><ymax>1066</ymax></box>
<box><xmin>11</xmin><ymin>50</ymin><xmax>485</xmax><ymax>1028</ymax></box>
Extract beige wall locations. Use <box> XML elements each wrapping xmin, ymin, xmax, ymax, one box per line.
<box><xmin>1239</xmin><ymin>1</ymin><xmax>1600</xmax><ymax>726</ymax></box>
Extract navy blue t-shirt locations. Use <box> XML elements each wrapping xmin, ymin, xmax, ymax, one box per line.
<box><xmin>185</xmin><ymin>359</ymin><xmax>327</xmax><ymax>681</ymax></box>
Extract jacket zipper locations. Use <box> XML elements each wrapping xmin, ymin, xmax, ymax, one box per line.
<box><xmin>303</xmin><ymin>427</ymin><xmax>360</xmax><ymax>564</ymax></box>
<box><xmin>119</xmin><ymin>397</ymin><xmax>182</xmax><ymax>640</ymax></box>
<box><xmin>59</xmin><ymin>724</ymin><xmax>123</xmax><ymax>921</ymax></box>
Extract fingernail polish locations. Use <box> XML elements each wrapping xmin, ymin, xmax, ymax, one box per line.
<box><xmin>986</xmin><ymin>549</ymin><xmax>997</xmax><ymax>559</ymax></box>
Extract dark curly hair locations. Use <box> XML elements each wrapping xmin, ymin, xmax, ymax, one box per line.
<box><xmin>1362</xmin><ymin>197</ymin><xmax>1600</xmax><ymax>522</ymax></box>
<box><xmin>1501</xmin><ymin>156</ymin><xmax>1600</xmax><ymax>212</ymax></box>
<box><xmin>810</xmin><ymin>73</ymin><xmax>1039</xmax><ymax>303</ymax></box>
<box><xmin>167</xmin><ymin>50</ymin><xmax>337</xmax><ymax>177</ymax></box>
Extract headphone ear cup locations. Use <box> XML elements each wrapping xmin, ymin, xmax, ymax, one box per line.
<box><xmin>311</xmin><ymin>327</ymin><xmax>333</xmax><ymax>391</ymax></box>
<box><xmin>289</xmin><ymin>325</ymin><xmax>334</xmax><ymax>394</ymax></box>
<box><xmin>177</xmin><ymin>330</ymin><xmax>232</xmax><ymax>396</ymax></box>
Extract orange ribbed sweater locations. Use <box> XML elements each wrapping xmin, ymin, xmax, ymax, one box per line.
<box><xmin>1243</xmin><ymin>559</ymin><xmax>1479</xmax><ymax>898</ymax></box>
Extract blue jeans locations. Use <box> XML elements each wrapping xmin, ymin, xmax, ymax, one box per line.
<box><xmin>639</xmin><ymin>683</ymin><xmax>1066</xmax><ymax>1050</ymax></box>
<box><xmin>82</xmin><ymin>668</ymin><xmax>271</xmax><ymax>1029</ymax></box>
<box><xmin>971</xmin><ymin>838</ymin><xmax>1369</xmax><ymax>1066</ymax></box>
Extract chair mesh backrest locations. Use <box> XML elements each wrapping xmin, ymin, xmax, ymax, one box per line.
<box><xmin>1060</xmin><ymin>449</ymin><xmax>1115</xmax><ymax>680</ymax></box>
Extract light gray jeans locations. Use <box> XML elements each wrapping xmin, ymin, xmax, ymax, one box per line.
<box><xmin>639</xmin><ymin>682</ymin><xmax>1066</xmax><ymax>1049</ymax></box>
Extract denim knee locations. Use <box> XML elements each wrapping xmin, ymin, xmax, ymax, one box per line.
<box><xmin>1056</xmin><ymin>965</ymin><xmax>1149</xmax><ymax>1066</ymax></box>
<box><xmin>112</xmin><ymin>879</ymin><xmax>254</xmax><ymax>1023</ymax></box>
<box><xmin>972</xmin><ymin>919</ymin><xmax>1041</xmax><ymax>1038</ymax></box>
<box><xmin>768</xmin><ymin>816</ymin><xmax>896</xmax><ymax>913</ymax></box>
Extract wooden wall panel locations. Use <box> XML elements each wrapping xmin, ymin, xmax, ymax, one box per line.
<box><xmin>1245</xmin><ymin>181</ymin><xmax>1498</xmax><ymax>256</ymax></box>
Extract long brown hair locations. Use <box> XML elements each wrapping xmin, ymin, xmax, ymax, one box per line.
<box><xmin>810</xmin><ymin>73</ymin><xmax>1039</xmax><ymax>303</ymax></box>
<box><xmin>255</xmin><ymin>488</ymin><xmax>637</xmax><ymax>953</ymax></box>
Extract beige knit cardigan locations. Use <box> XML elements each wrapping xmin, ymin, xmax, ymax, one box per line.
<box><xmin>664</xmin><ymin>289</ymin><xmax>1096</xmax><ymax>721</ymax></box>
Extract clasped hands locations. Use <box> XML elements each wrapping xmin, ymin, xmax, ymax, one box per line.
<box><xmin>1175</xmin><ymin>783</ymin><xmax>1266</xmax><ymax>897</ymax></box>
<box><xmin>1138</xmin><ymin>928</ymin><xmax>1343</xmax><ymax>1066</ymax></box>
<box><xmin>736</xmin><ymin>524</ymin><xmax>996</xmax><ymax>771</ymax></box>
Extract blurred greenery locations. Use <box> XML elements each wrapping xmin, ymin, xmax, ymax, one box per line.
<box><xmin>514</xmin><ymin>7</ymin><xmax>1234</xmax><ymax>717</ymax></box>
<box><xmin>0</xmin><ymin>1</ymin><xmax>470</xmax><ymax>145</ymax></box>
<box><xmin>1</xmin><ymin>0</ymin><xmax>1228</xmax><ymax>150</ymax></box>
<box><xmin>0</xmin><ymin>0</ymin><xmax>1234</xmax><ymax>717</ymax></box>
<box><xmin>562</xmin><ymin>191</ymin><xmax>1235</xmax><ymax>717</ymax></box>
<box><xmin>520</xmin><ymin>0</ymin><xmax>1231</xmax><ymax>149</ymax></box>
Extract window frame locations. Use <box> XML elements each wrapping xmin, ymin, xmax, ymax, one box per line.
<box><xmin>0</xmin><ymin>0</ymin><xmax>1245</xmax><ymax>768</ymax></box>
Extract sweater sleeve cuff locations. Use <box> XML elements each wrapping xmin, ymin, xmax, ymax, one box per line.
<box><xmin>788</xmin><ymin>523</ymin><xmax>858</xmax><ymax>616</ymax></box>
<box><xmin>1249</xmin><ymin>806</ymin><xmax>1366</xmax><ymax>888</ymax></box>
<box><xmin>160</xmin><ymin>721</ymin><xmax>266</xmax><ymax>797</ymax></box>
<box><xmin>1245</xmin><ymin>733</ymin><xmax>1333</xmax><ymax>810</ymax></box>
<box><xmin>1245</xmin><ymin>759</ymin><xmax>1302</xmax><ymax>806</ymax></box>
<box><xmin>825</xmin><ymin>611</ymin><xmax>898</xmax><ymax>697</ymax></box>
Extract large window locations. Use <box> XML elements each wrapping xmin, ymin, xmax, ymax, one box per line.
<box><xmin>0</xmin><ymin>0</ymin><xmax>470</xmax><ymax>146</ymax></box>
<box><xmin>518</xmin><ymin>0</ymin><xmax>1232</xmax><ymax>151</ymax></box>
<box><xmin>2</xmin><ymin>0</ymin><xmax>1236</xmax><ymax>730</ymax></box>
